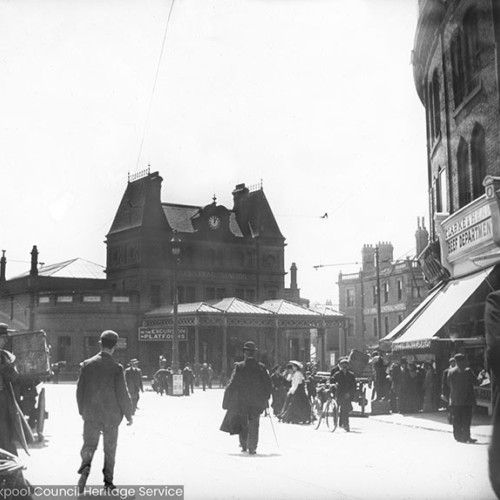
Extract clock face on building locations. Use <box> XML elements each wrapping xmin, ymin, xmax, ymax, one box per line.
<box><xmin>208</xmin><ymin>215</ymin><xmax>221</xmax><ymax>230</ymax></box>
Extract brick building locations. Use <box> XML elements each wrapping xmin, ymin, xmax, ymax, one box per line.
<box><xmin>381</xmin><ymin>1</ymin><xmax>500</xmax><ymax>412</ymax></box>
<box><xmin>337</xmin><ymin>220</ymin><xmax>429</xmax><ymax>354</ymax></box>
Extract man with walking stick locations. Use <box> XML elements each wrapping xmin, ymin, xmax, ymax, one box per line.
<box><xmin>220</xmin><ymin>341</ymin><xmax>272</xmax><ymax>455</ymax></box>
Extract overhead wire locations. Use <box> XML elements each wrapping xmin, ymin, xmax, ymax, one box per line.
<box><xmin>134</xmin><ymin>0</ymin><xmax>177</xmax><ymax>173</ymax></box>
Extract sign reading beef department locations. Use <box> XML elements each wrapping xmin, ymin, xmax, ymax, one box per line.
<box><xmin>138</xmin><ymin>327</ymin><xmax>187</xmax><ymax>341</ymax></box>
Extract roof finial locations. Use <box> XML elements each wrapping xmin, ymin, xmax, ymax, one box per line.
<box><xmin>213</xmin><ymin>194</ymin><xmax>217</xmax><ymax>204</ymax></box>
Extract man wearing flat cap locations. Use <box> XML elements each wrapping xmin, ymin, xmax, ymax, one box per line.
<box><xmin>125</xmin><ymin>358</ymin><xmax>143</xmax><ymax>415</ymax></box>
<box><xmin>221</xmin><ymin>341</ymin><xmax>272</xmax><ymax>455</ymax></box>
<box><xmin>76</xmin><ymin>330</ymin><xmax>133</xmax><ymax>492</ymax></box>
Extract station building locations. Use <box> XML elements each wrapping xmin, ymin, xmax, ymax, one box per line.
<box><xmin>0</xmin><ymin>170</ymin><xmax>343</xmax><ymax>376</ymax></box>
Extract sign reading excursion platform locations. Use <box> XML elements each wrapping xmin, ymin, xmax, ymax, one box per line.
<box><xmin>138</xmin><ymin>327</ymin><xmax>187</xmax><ymax>341</ymax></box>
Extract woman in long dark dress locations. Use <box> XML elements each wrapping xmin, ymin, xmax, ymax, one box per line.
<box><xmin>278</xmin><ymin>361</ymin><xmax>311</xmax><ymax>424</ymax></box>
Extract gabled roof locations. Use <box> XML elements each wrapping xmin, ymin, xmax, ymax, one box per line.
<box><xmin>14</xmin><ymin>258</ymin><xmax>106</xmax><ymax>280</ymax></box>
<box><xmin>258</xmin><ymin>299</ymin><xmax>322</xmax><ymax>316</ymax></box>
<box><xmin>310</xmin><ymin>304</ymin><xmax>343</xmax><ymax>317</ymax></box>
<box><xmin>208</xmin><ymin>297</ymin><xmax>272</xmax><ymax>315</ymax></box>
<box><xmin>146</xmin><ymin>302</ymin><xmax>222</xmax><ymax>316</ymax></box>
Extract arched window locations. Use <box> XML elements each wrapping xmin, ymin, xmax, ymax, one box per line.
<box><xmin>457</xmin><ymin>138</ymin><xmax>471</xmax><ymax>207</ymax></box>
<box><xmin>431</xmin><ymin>70</ymin><xmax>441</xmax><ymax>139</ymax></box>
<box><xmin>464</xmin><ymin>8</ymin><xmax>480</xmax><ymax>91</ymax></box>
<box><xmin>471</xmin><ymin>123</ymin><xmax>486</xmax><ymax>199</ymax></box>
<box><xmin>451</xmin><ymin>30</ymin><xmax>466</xmax><ymax>107</ymax></box>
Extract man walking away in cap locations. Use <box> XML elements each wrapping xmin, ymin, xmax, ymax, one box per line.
<box><xmin>446</xmin><ymin>353</ymin><xmax>477</xmax><ymax>444</ymax></box>
<box><xmin>125</xmin><ymin>359</ymin><xmax>143</xmax><ymax>415</ymax></box>
<box><xmin>332</xmin><ymin>358</ymin><xmax>357</xmax><ymax>432</ymax></box>
<box><xmin>76</xmin><ymin>330</ymin><xmax>133</xmax><ymax>492</ymax></box>
<box><xmin>223</xmin><ymin>341</ymin><xmax>271</xmax><ymax>455</ymax></box>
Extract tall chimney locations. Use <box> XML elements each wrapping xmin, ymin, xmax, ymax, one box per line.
<box><xmin>30</xmin><ymin>245</ymin><xmax>39</xmax><ymax>276</ymax></box>
<box><xmin>0</xmin><ymin>250</ymin><xmax>6</xmax><ymax>283</ymax></box>
<box><xmin>290</xmin><ymin>262</ymin><xmax>298</xmax><ymax>290</ymax></box>
<box><xmin>415</xmin><ymin>217</ymin><xmax>429</xmax><ymax>257</ymax></box>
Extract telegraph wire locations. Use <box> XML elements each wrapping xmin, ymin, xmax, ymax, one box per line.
<box><xmin>134</xmin><ymin>0</ymin><xmax>177</xmax><ymax>173</ymax></box>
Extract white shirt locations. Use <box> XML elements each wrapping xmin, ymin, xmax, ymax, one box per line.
<box><xmin>288</xmin><ymin>370</ymin><xmax>304</xmax><ymax>395</ymax></box>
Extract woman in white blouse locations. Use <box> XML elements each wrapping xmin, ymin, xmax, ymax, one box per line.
<box><xmin>278</xmin><ymin>361</ymin><xmax>311</xmax><ymax>424</ymax></box>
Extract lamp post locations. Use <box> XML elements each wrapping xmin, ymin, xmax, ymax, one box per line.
<box><xmin>170</xmin><ymin>232</ymin><xmax>181</xmax><ymax>374</ymax></box>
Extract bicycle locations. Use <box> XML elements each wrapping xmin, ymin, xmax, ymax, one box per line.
<box><xmin>313</xmin><ymin>382</ymin><xmax>339</xmax><ymax>432</ymax></box>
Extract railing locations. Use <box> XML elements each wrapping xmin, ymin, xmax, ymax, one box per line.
<box><xmin>128</xmin><ymin>167</ymin><xmax>150</xmax><ymax>183</ymax></box>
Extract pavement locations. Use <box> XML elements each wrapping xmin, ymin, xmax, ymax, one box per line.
<box><xmin>367</xmin><ymin>408</ymin><xmax>492</xmax><ymax>439</ymax></box>
<box><xmin>17</xmin><ymin>384</ymin><xmax>497</xmax><ymax>500</ymax></box>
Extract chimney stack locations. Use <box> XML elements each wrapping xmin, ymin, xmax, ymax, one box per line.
<box><xmin>290</xmin><ymin>262</ymin><xmax>298</xmax><ymax>290</ymax></box>
<box><xmin>0</xmin><ymin>250</ymin><xmax>6</xmax><ymax>283</ymax></box>
<box><xmin>30</xmin><ymin>245</ymin><xmax>39</xmax><ymax>276</ymax></box>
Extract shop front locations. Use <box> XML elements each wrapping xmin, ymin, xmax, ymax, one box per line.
<box><xmin>381</xmin><ymin>177</ymin><xmax>500</xmax><ymax>411</ymax></box>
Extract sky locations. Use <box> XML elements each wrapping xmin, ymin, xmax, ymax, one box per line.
<box><xmin>0</xmin><ymin>0</ymin><xmax>428</xmax><ymax>306</ymax></box>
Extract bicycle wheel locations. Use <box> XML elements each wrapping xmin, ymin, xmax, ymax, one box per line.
<box><xmin>315</xmin><ymin>400</ymin><xmax>326</xmax><ymax>430</ymax></box>
<box><xmin>330</xmin><ymin>400</ymin><xmax>339</xmax><ymax>433</ymax></box>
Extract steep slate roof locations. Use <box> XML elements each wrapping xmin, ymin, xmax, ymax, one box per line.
<box><xmin>162</xmin><ymin>204</ymin><xmax>244</xmax><ymax>237</ymax></box>
<box><xmin>107</xmin><ymin>171</ymin><xmax>170</xmax><ymax>236</ymax></box>
<box><xmin>14</xmin><ymin>258</ymin><xmax>106</xmax><ymax>280</ymax></box>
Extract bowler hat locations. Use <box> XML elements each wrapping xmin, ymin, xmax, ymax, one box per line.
<box><xmin>454</xmin><ymin>353</ymin><xmax>466</xmax><ymax>361</ymax></box>
<box><xmin>130</xmin><ymin>358</ymin><xmax>139</xmax><ymax>364</ymax></box>
<box><xmin>243</xmin><ymin>341</ymin><xmax>256</xmax><ymax>351</ymax></box>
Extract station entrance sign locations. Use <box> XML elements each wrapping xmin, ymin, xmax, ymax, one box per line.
<box><xmin>138</xmin><ymin>327</ymin><xmax>187</xmax><ymax>341</ymax></box>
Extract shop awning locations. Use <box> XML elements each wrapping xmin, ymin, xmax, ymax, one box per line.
<box><xmin>391</xmin><ymin>266</ymin><xmax>495</xmax><ymax>352</ymax></box>
<box><xmin>380</xmin><ymin>283</ymin><xmax>445</xmax><ymax>344</ymax></box>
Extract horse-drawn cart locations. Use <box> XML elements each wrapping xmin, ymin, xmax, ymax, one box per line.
<box><xmin>9</xmin><ymin>330</ymin><xmax>52</xmax><ymax>443</ymax></box>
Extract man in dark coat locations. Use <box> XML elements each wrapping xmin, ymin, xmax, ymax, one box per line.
<box><xmin>76</xmin><ymin>330</ymin><xmax>133</xmax><ymax>492</ymax></box>
<box><xmin>447</xmin><ymin>353</ymin><xmax>477</xmax><ymax>443</ymax></box>
<box><xmin>332</xmin><ymin>357</ymin><xmax>357</xmax><ymax>432</ymax></box>
<box><xmin>484</xmin><ymin>290</ymin><xmax>500</xmax><ymax>498</ymax></box>
<box><xmin>0</xmin><ymin>324</ymin><xmax>32</xmax><ymax>456</ymax></box>
<box><xmin>182</xmin><ymin>363</ymin><xmax>194</xmax><ymax>396</ymax></box>
<box><xmin>221</xmin><ymin>341</ymin><xmax>272</xmax><ymax>455</ymax></box>
<box><xmin>125</xmin><ymin>359</ymin><xmax>143</xmax><ymax>415</ymax></box>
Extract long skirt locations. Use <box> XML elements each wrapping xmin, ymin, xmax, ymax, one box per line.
<box><xmin>278</xmin><ymin>384</ymin><xmax>311</xmax><ymax>424</ymax></box>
